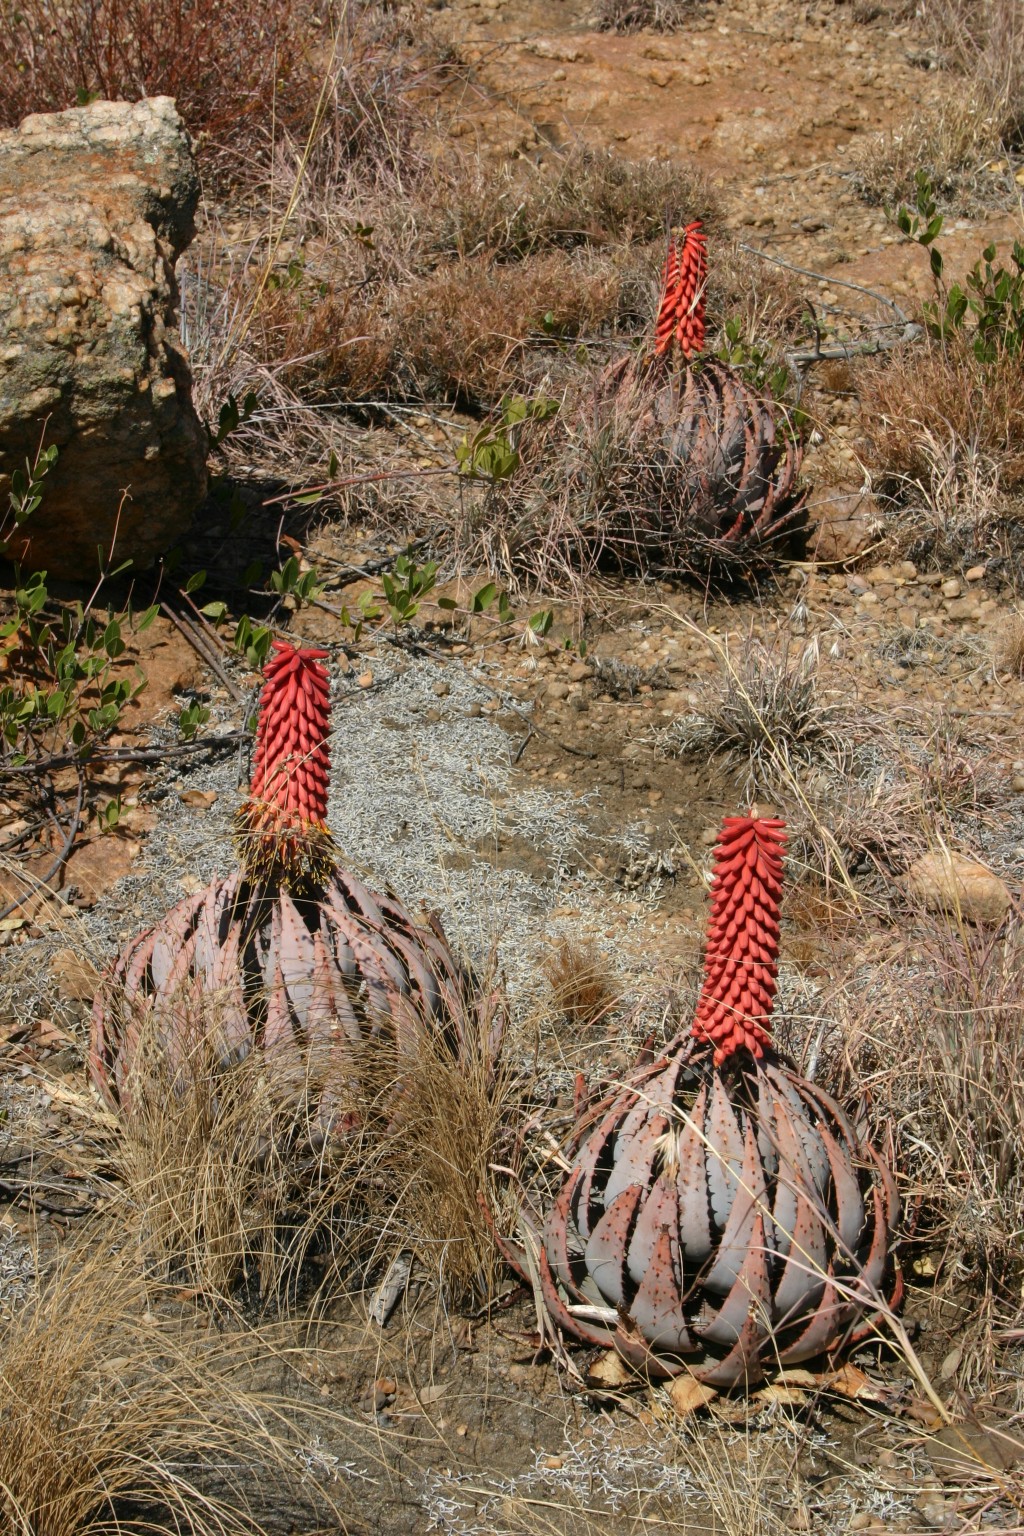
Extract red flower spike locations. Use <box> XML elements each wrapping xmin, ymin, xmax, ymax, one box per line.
<box><xmin>691</xmin><ymin>815</ymin><xmax>786</xmax><ymax>1065</ymax></box>
<box><xmin>653</xmin><ymin>220</ymin><xmax>707</xmax><ymax>362</ymax></box>
<box><xmin>235</xmin><ymin>641</ymin><xmax>336</xmax><ymax>884</ymax></box>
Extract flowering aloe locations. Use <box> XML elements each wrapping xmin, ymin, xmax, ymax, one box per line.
<box><xmin>596</xmin><ymin>218</ymin><xmax>806</xmax><ymax>563</ymax></box>
<box><xmin>90</xmin><ymin>641</ymin><xmax>496</xmax><ymax>1135</ymax></box>
<box><xmin>506</xmin><ymin>815</ymin><xmax>899</xmax><ymax>1389</ymax></box>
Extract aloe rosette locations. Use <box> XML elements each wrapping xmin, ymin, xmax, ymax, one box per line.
<box><xmin>514</xmin><ymin>815</ymin><xmax>899</xmax><ymax>1389</ymax></box>
<box><xmin>90</xmin><ymin>642</ymin><xmax>495</xmax><ymax>1135</ymax></box>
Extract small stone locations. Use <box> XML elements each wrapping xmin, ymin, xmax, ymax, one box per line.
<box><xmin>546</xmin><ymin>681</ymin><xmax>570</xmax><ymax>701</ymax></box>
<box><xmin>568</xmin><ymin>661</ymin><xmax>591</xmax><ymax>682</ymax></box>
<box><xmin>647</xmin><ymin>64</ymin><xmax>677</xmax><ymax>87</ymax></box>
<box><xmin>373</xmin><ymin>1377</ymin><xmax>396</xmax><ymax>1411</ymax></box>
<box><xmin>700</xmin><ymin>826</ymin><xmax>719</xmax><ymax>846</ymax></box>
<box><xmin>357</xmin><ymin>671</ymin><xmax>374</xmax><ymax>688</ymax></box>
<box><xmin>179</xmin><ymin>789</ymin><xmax>217</xmax><ymax>809</ymax></box>
<box><xmin>905</xmin><ymin>851</ymin><xmax>1012</xmax><ymax>927</ymax></box>
<box><xmin>1011</xmin><ymin>775</ymin><xmax>1024</xmax><ymax>793</ymax></box>
<box><xmin>432</xmin><ymin>680</ymin><xmax>450</xmax><ymax>697</ymax></box>
<box><xmin>467</xmin><ymin>701</ymin><xmax>482</xmax><ymax>718</ymax></box>
<box><xmin>916</xmin><ymin>1492</ymin><xmax>950</xmax><ymax>1529</ymax></box>
<box><xmin>898</xmin><ymin>560</ymin><xmax>918</xmax><ymax>579</ymax></box>
<box><xmin>941</xmin><ymin>577</ymin><xmax>961</xmax><ymax>598</ymax></box>
<box><xmin>964</xmin><ymin>564</ymin><xmax>986</xmax><ymax>582</ymax></box>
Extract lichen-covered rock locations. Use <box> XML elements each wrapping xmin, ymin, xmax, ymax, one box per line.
<box><xmin>0</xmin><ymin>97</ymin><xmax>207</xmax><ymax>579</ymax></box>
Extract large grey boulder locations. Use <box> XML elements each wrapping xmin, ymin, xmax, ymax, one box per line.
<box><xmin>0</xmin><ymin>97</ymin><xmax>208</xmax><ymax>580</ymax></box>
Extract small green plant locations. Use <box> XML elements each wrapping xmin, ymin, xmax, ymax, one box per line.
<box><xmin>209</xmin><ymin>390</ymin><xmax>259</xmax><ymax>447</ymax></box>
<box><xmin>0</xmin><ymin>443</ymin><xmax>159</xmax><ymax>766</ymax></box>
<box><xmin>3</xmin><ymin>441</ymin><xmax>58</xmax><ymax>557</ymax></box>
<box><xmin>380</xmin><ymin>553</ymin><xmax>438</xmax><ymax>629</ymax></box>
<box><xmin>714</xmin><ymin>318</ymin><xmax>807</xmax><ymax>433</ymax></box>
<box><xmin>270</xmin><ymin>554</ymin><xmax>323</xmax><ymax>607</ymax></box>
<box><xmin>896</xmin><ymin>171</ymin><xmax>1024</xmax><ymax>360</ymax></box>
<box><xmin>177</xmin><ymin>700</ymin><xmax>211</xmax><ymax>741</ymax></box>
<box><xmin>456</xmin><ymin>392</ymin><xmax>559</xmax><ymax>483</ymax></box>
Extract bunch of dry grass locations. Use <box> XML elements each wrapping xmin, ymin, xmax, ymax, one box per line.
<box><xmin>542</xmin><ymin>936</ymin><xmax>620</xmax><ymax>1029</ymax></box>
<box><xmin>107</xmin><ymin>1021</ymin><xmax>372</xmax><ymax>1306</ymax></box>
<box><xmin>419</xmin><ymin>147</ymin><xmax>716</xmax><ymax>264</ymax></box>
<box><xmin>368</xmin><ymin>995</ymin><xmax>514</xmax><ymax>1306</ymax></box>
<box><xmin>859</xmin><ymin>332</ymin><xmax>1024</xmax><ymax>563</ymax></box>
<box><xmin>91</xmin><ymin>956</ymin><xmax>514</xmax><ymax>1314</ymax></box>
<box><xmin>594</xmin><ymin>0</ymin><xmax>704</xmax><ymax>31</ymax></box>
<box><xmin>853</xmin><ymin>0</ymin><xmax>1023</xmax><ymax>200</ymax></box>
<box><xmin>0</xmin><ymin>1242</ymin><xmax>343</xmax><ymax>1534</ymax></box>
<box><xmin>919</xmin><ymin>0</ymin><xmax>1024</xmax><ymax>148</ymax></box>
<box><xmin>665</xmin><ymin>634</ymin><xmax>855</xmax><ymax>797</ymax></box>
<box><xmin>256</xmin><ymin>250</ymin><xmax>625</xmax><ymax>405</ymax></box>
<box><xmin>826</xmin><ymin>916</ymin><xmax>1024</xmax><ymax>1386</ymax></box>
<box><xmin>849</xmin><ymin>97</ymin><xmax>1005</xmax><ymax>207</ymax></box>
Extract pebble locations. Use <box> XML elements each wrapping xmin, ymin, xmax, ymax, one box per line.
<box><xmin>432</xmin><ymin>680</ymin><xmax>450</xmax><ymax>697</ymax></box>
<box><xmin>941</xmin><ymin>578</ymin><xmax>961</xmax><ymax>598</ymax></box>
<box><xmin>1012</xmin><ymin>775</ymin><xmax>1024</xmax><ymax>793</ymax></box>
<box><xmin>965</xmin><ymin>565</ymin><xmax>986</xmax><ymax>582</ymax></box>
<box><xmin>547</xmin><ymin>681</ymin><xmax>570</xmax><ymax>701</ymax></box>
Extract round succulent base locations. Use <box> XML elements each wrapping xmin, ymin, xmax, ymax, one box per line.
<box><xmin>533</xmin><ymin>1035</ymin><xmax>900</xmax><ymax>1391</ymax></box>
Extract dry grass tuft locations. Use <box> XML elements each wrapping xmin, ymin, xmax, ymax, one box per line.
<box><xmin>0</xmin><ymin>1242</ymin><xmax>340</xmax><ymax>1534</ymax></box>
<box><xmin>594</xmin><ymin>0</ymin><xmax>703</xmax><ymax>31</ymax></box>
<box><xmin>542</xmin><ymin>936</ymin><xmax>620</xmax><ymax>1029</ymax></box>
<box><xmin>108</xmin><ymin>1015</ymin><xmax>373</xmax><ymax>1306</ymax></box>
<box><xmin>849</xmin><ymin>96</ymin><xmax>1005</xmax><ymax>207</ymax></box>
<box><xmin>827</xmin><ymin>916</ymin><xmax>1024</xmax><ymax>1386</ymax></box>
<box><xmin>853</xmin><ymin>0</ymin><xmax>1024</xmax><ymax>200</ymax></box>
<box><xmin>859</xmin><ymin>333</ymin><xmax>1024</xmax><ymax>564</ymax></box>
<box><xmin>996</xmin><ymin>608</ymin><xmax>1024</xmax><ymax>676</ymax></box>
<box><xmin>919</xmin><ymin>0</ymin><xmax>1024</xmax><ymax>148</ymax></box>
<box><xmin>665</xmin><ymin>633</ymin><xmax>854</xmax><ymax>798</ymax></box>
<box><xmin>93</xmin><ymin>966</ymin><xmax>513</xmax><ymax>1314</ymax></box>
<box><xmin>370</xmin><ymin>987</ymin><xmax>514</xmax><ymax>1306</ymax></box>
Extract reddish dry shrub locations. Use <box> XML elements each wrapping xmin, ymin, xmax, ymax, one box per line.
<box><xmin>860</xmin><ymin>333</ymin><xmax>1024</xmax><ymax>493</ymax></box>
<box><xmin>255</xmin><ymin>251</ymin><xmax>624</xmax><ymax>404</ymax></box>
<box><xmin>0</xmin><ymin>0</ymin><xmax>326</xmax><ymax>147</ymax></box>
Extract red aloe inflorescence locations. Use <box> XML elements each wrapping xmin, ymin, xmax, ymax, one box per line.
<box><xmin>91</xmin><ymin>641</ymin><xmax>498</xmax><ymax>1136</ymax></box>
<box><xmin>654</xmin><ymin>220</ymin><xmax>707</xmax><ymax>361</ymax></box>
<box><xmin>235</xmin><ymin>641</ymin><xmax>334</xmax><ymax>882</ymax></box>
<box><xmin>691</xmin><ymin>815</ymin><xmax>783</xmax><ymax>1064</ymax></box>
<box><xmin>498</xmin><ymin>812</ymin><xmax>900</xmax><ymax>1389</ymax></box>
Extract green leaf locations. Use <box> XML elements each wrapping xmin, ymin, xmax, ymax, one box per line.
<box><xmin>529</xmin><ymin>608</ymin><xmax>554</xmax><ymax>637</ymax></box>
<box><xmin>136</xmin><ymin>604</ymin><xmax>159</xmax><ymax>633</ymax></box>
<box><xmin>437</xmin><ymin>597</ymin><xmax>458</xmax><ymax>611</ymax></box>
<box><xmin>471</xmin><ymin>582</ymin><xmax>497</xmax><ymax>614</ymax></box>
<box><xmin>184</xmin><ymin>570</ymin><xmax>207</xmax><ymax>595</ymax></box>
<box><xmin>200</xmin><ymin>601</ymin><xmax>228</xmax><ymax>622</ymax></box>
